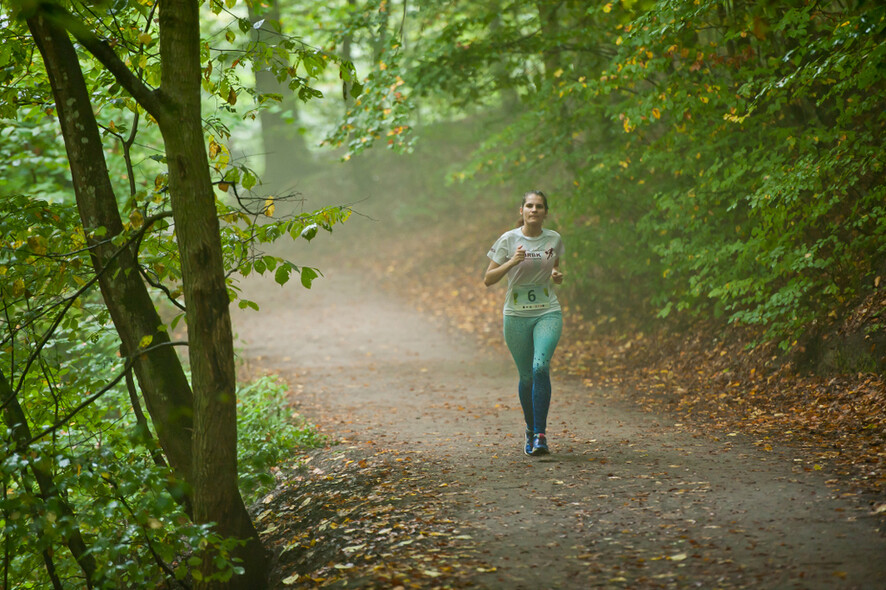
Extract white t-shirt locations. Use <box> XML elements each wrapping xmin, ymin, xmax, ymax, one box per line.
<box><xmin>487</xmin><ymin>227</ymin><xmax>565</xmax><ymax>317</ymax></box>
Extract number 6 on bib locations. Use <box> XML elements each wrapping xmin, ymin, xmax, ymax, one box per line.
<box><xmin>512</xmin><ymin>284</ymin><xmax>551</xmax><ymax>311</ymax></box>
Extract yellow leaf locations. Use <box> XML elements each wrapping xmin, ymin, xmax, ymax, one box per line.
<box><xmin>12</xmin><ymin>279</ymin><xmax>25</xmax><ymax>297</ymax></box>
<box><xmin>264</xmin><ymin>198</ymin><xmax>275</xmax><ymax>217</ymax></box>
<box><xmin>603</xmin><ymin>3</ymin><xmax>612</xmax><ymax>12</ymax></box>
<box><xmin>652</xmin><ymin>107</ymin><xmax>661</xmax><ymax>119</ymax></box>
<box><xmin>139</xmin><ymin>335</ymin><xmax>153</xmax><ymax>349</ymax></box>
<box><xmin>615</xmin><ymin>36</ymin><xmax>623</xmax><ymax>46</ymax></box>
<box><xmin>129</xmin><ymin>209</ymin><xmax>144</xmax><ymax>229</ymax></box>
<box><xmin>27</xmin><ymin>236</ymin><xmax>47</xmax><ymax>255</ymax></box>
<box><xmin>138</xmin><ymin>32</ymin><xmax>152</xmax><ymax>45</ymax></box>
<box><xmin>553</xmin><ymin>68</ymin><xmax>564</xmax><ymax>78</ymax></box>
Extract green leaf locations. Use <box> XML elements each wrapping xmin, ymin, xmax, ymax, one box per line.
<box><xmin>238</xmin><ymin>299</ymin><xmax>260</xmax><ymax>311</ymax></box>
<box><xmin>300</xmin><ymin>224</ymin><xmax>318</xmax><ymax>241</ymax></box>
<box><xmin>274</xmin><ymin>264</ymin><xmax>291</xmax><ymax>286</ymax></box>
<box><xmin>242</xmin><ymin>171</ymin><xmax>257</xmax><ymax>190</ymax></box>
<box><xmin>300</xmin><ymin>267</ymin><xmax>318</xmax><ymax>289</ymax></box>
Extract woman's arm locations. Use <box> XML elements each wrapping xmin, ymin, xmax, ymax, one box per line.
<box><xmin>484</xmin><ymin>245</ymin><xmax>525</xmax><ymax>287</ymax></box>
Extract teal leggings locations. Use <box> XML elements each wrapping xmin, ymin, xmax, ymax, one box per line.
<box><xmin>503</xmin><ymin>311</ymin><xmax>563</xmax><ymax>435</ymax></box>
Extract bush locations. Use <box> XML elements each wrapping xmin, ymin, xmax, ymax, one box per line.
<box><xmin>237</xmin><ymin>376</ymin><xmax>328</xmax><ymax>503</ymax></box>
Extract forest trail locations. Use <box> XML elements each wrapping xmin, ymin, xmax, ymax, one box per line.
<box><xmin>231</xmin><ymin>264</ymin><xmax>886</xmax><ymax>589</ymax></box>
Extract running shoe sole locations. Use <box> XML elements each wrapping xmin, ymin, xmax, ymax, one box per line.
<box><xmin>529</xmin><ymin>445</ymin><xmax>549</xmax><ymax>456</ymax></box>
<box><xmin>530</xmin><ymin>435</ymin><xmax>549</xmax><ymax>456</ymax></box>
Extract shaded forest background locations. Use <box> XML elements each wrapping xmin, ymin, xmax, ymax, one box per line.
<box><xmin>1</xmin><ymin>0</ymin><xmax>883</xmax><ymax>588</ymax></box>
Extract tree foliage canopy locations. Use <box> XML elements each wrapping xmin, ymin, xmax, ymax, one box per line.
<box><xmin>399</xmin><ymin>0</ymin><xmax>885</xmax><ymax>351</ymax></box>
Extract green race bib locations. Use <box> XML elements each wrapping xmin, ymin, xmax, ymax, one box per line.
<box><xmin>512</xmin><ymin>284</ymin><xmax>551</xmax><ymax>311</ymax></box>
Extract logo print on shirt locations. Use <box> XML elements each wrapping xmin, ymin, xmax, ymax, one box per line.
<box><xmin>545</xmin><ymin>247</ymin><xmax>555</xmax><ymax>259</ymax></box>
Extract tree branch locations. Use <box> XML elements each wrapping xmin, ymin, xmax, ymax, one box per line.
<box><xmin>2</xmin><ymin>214</ymin><xmax>173</xmax><ymax>411</ymax></box>
<box><xmin>37</xmin><ymin>3</ymin><xmax>166</xmax><ymax>119</ymax></box>
<box><xmin>100</xmin><ymin>470</ymin><xmax>191</xmax><ymax>589</ymax></box>
<box><xmin>25</xmin><ymin>340</ymin><xmax>189</xmax><ymax>447</ymax></box>
<box><xmin>139</xmin><ymin>265</ymin><xmax>187</xmax><ymax>312</ymax></box>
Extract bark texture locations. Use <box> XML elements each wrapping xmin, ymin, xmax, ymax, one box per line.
<box><xmin>27</xmin><ymin>12</ymin><xmax>194</xmax><ymax>501</ymax></box>
<box><xmin>156</xmin><ymin>1</ymin><xmax>267</xmax><ymax>587</ymax></box>
<box><xmin>29</xmin><ymin>3</ymin><xmax>267</xmax><ymax>586</ymax></box>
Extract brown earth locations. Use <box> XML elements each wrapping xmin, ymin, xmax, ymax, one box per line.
<box><xmin>232</xmin><ymin>246</ymin><xmax>886</xmax><ymax>589</ymax></box>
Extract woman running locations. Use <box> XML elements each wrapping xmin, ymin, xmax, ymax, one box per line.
<box><xmin>484</xmin><ymin>190</ymin><xmax>564</xmax><ymax>456</ymax></box>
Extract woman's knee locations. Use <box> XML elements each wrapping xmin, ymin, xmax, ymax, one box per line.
<box><xmin>532</xmin><ymin>364</ymin><xmax>550</xmax><ymax>380</ymax></box>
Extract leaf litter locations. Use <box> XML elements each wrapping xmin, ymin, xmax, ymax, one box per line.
<box><xmin>236</xmin><ymin>217</ymin><xmax>885</xmax><ymax>588</ymax></box>
<box><xmin>255</xmin><ymin>447</ymin><xmax>494</xmax><ymax>588</ymax></box>
<box><xmin>369</xmin><ymin>225</ymin><xmax>885</xmax><ymax>504</ymax></box>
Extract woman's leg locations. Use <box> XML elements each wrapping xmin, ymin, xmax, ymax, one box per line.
<box><xmin>502</xmin><ymin>315</ymin><xmax>535</xmax><ymax>432</ymax></box>
<box><xmin>530</xmin><ymin>311</ymin><xmax>563</xmax><ymax>434</ymax></box>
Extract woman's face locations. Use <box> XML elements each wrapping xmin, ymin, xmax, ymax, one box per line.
<box><xmin>520</xmin><ymin>194</ymin><xmax>548</xmax><ymax>224</ymax></box>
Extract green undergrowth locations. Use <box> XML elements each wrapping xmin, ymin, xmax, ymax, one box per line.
<box><xmin>1</xmin><ymin>372</ymin><xmax>324</xmax><ymax>588</ymax></box>
<box><xmin>237</xmin><ymin>375</ymin><xmax>329</xmax><ymax>504</ymax></box>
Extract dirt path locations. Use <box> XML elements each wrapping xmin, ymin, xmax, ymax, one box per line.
<box><xmin>232</xmin><ymin>266</ymin><xmax>886</xmax><ymax>589</ymax></box>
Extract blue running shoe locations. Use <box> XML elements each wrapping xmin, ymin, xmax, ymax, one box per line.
<box><xmin>524</xmin><ymin>428</ymin><xmax>533</xmax><ymax>455</ymax></box>
<box><xmin>530</xmin><ymin>433</ymin><xmax>549</xmax><ymax>456</ymax></box>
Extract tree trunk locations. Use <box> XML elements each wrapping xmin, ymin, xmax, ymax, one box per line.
<box><xmin>26</xmin><ymin>13</ymin><xmax>195</xmax><ymax>506</ymax></box>
<box><xmin>342</xmin><ymin>0</ymin><xmax>357</xmax><ymax>138</ymax></box>
<box><xmin>248</xmin><ymin>0</ymin><xmax>309</xmax><ymax>191</ymax></box>
<box><xmin>490</xmin><ymin>8</ymin><xmax>520</xmax><ymax>115</ymax></box>
<box><xmin>0</xmin><ymin>370</ymin><xmax>96</xmax><ymax>587</ymax></box>
<box><xmin>535</xmin><ymin>0</ymin><xmax>560</xmax><ymax>78</ymax></box>
<box><xmin>30</xmin><ymin>2</ymin><xmax>267</xmax><ymax>585</ymax></box>
<box><xmin>156</xmin><ymin>1</ymin><xmax>267</xmax><ymax>587</ymax></box>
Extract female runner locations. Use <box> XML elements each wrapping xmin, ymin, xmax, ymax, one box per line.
<box><xmin>484</xmin><ymin>190</ymin><xmax>564</xmax><ymax>456</ymax></box>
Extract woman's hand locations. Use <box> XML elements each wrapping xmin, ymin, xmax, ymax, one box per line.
<box><xmin>510</xmin><ymin>245</ymin><xmax>526</xmax><ymax>265</ymax></box>
<box><xmin>485</xmin><ymin>246</ymin><xmax>526</xmax><ymax>287</ymax></box>
<box><xmin>552</xmin><ymin>267</ymin><xmax>563</xmax><ymax>284</ymax></box>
